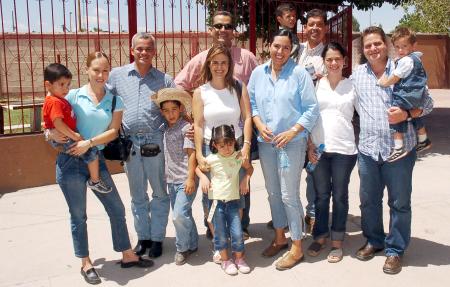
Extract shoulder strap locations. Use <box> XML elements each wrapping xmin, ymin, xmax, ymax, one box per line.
<box><xmin>111</xmin><ymin>95</ymin><xmax>117</xmax><ymax>113</ymax></box>
<box><xmin>235</xmin><ymin>79</ymin><xmax>242</xmax><ymax>101</ymax></box>
<box><xmin>109</xmin><ymin>95</ymin><xmax>125</xmax><ymax>136</ymax></box>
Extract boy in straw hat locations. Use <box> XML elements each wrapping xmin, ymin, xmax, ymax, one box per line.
<box><xmin>152</xmin><ymin>88</ymin><xmax>198</xmax><ymax>265</ymax></box>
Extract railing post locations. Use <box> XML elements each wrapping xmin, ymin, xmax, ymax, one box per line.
<box><xmin>346</xmin><ymin>6</ymin><xmax>352</xmax><ymax>72</ymax></box>
<box><xmin>128</xmin><ymin>0</ymin><xmax>138</xmax><ymax>63</ymax></box>
<box><xmin>249</xmin><ymin>0</ymin><xmax>256</xmax><ymax>55</ymax></box>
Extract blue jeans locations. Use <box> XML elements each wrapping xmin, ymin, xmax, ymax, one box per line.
<box><xmin>305</xmin><ymin>171</ymin><xmax>316</xmax><ymax>218</ymax></box>
<box><xmin>212</xmin><ymin>200</ymin><xmax>244</xmax><ymax>253</ymax></box>
<box><xmin>258</xmin><ymin>139</ymin><xmax>306</xmax><ymax>240</ymax></box>
<box><xmin>358</xmin><ymin>151</ymin><xmax>416</xmax><ymax>256</ymax></box>
<box><xmin>312</xmin><ymin>152</ymin><xmax>357</xmax><ymax>241</ymax></box>
<box><xmin>168</xmin><ymin>183</ymin><xmax>198</xmax><ymax>252</ymax></box>
<box><xmin>56</xmin><ymin>153</ymin><xmax>131</xmax><ymax>258</ymax></box>
<box><xmin>201</xmin><ymin>144</ymin><xmax>246</xmax><ymax>229</ymax></box>
<box><xmin>124</xmin><ymin>133</ymin><xmax>170</xmax><ymax>242</ymax></box>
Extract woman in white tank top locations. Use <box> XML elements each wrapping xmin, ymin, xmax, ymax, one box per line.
<box><xmin>192</xmin><ymin>44</ymin><xmax>253</xmax><ymax>171</ymax></box>
<box><xmin>192</xmin><ymin>44</ymin><xmax>253</xmax><ymax>265</ymax></box>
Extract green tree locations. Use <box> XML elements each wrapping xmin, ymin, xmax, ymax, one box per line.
<box><xmin>399</xmin><ymin>0</ymin><xmax>450</xmax><ymax>33</ymax></box>
<box><xmin>352</xmin><ymin>15</ymin><xmax>361</xmax><ymax>32</ymax></box>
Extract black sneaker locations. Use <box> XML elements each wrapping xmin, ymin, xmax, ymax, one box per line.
<box><xmin>416</xmin><ymin>138</ymin><xmax>432</xmax><ymax>153</ymax></box>
<box><xmin>148</xmin><ymin>241</ymin><xmax>163</xmax><ymax>258</ymax></box>
<box><xmin>387</xmin><ymin>147</ymin><xmax>408</xmax><ymax>162</ymax></box>
<box><xmin>134</xmin><ymin>239</ymin><xmax>152</xmax><ymax>256</ymax></box>
<box><xmin>87</xmin><ymin>179</ymin><xmax>112</xmax><ymax>194</ymax></box>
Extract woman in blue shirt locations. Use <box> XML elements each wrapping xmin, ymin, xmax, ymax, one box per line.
<box><xmin>56</xmin><ymin>52</ymin><xmax>153</xmax><ymax>285</ymax></box>
<box><xmin>248</xmin><ymin>29</ymin><xmax>318</xmax><ymax>270</ymax></box>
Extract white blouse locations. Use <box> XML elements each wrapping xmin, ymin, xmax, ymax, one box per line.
<box><xmin>311</xmin><ymin>77</ymin><xmax>357</xmax><ymax>155</ymax></box>
<box><xmin>200</xmin><ymin>82</ymin><xmax>242</xmax><ymax>141</ymax></box>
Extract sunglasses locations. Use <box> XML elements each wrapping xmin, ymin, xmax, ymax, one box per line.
<box><xmin>212</xmin><ymin>23</ymin><xmax>234</xmax><ymax>30</ymax></box>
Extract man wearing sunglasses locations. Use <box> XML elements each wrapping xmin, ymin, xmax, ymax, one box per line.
<box><xmin>175</xmin><ymin>11</ymin><xmax>258</xmax><ymax>92</ymax></box>
<box><xmin>175</xmin><ymin>10</ymin><xmax>258</xmax><ymax>244</ymax></box>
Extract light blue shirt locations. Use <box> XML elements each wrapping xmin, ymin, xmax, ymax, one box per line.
<box><xmin>248</xmin><ymin>58</ymin><xmax>318</xmax><ymax>142</ymax></box>
<box><xmin>108</xmin><ymin>63</ymin><xmax>175</xmax><ymax>135</ymax></box>
<box><xmin>66</xmin><ymin>86</ymin><xmax>124</xmax><ymax>150</ymax></box>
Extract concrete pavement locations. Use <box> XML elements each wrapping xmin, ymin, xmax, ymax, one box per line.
<box><xmin>1</xmin><ymin>90</ymin><xmax>449</xmax><ymax>287</ymax></box>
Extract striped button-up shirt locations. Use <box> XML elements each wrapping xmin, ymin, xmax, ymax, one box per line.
<box><xmin>108</xmin><ymin>63</ymin><xmax>175</xmax><ymax>135</ymax></box>
<box><xmin>351</xmin><ymin>59</ymin><xmax>433</xmax><ymax>161</ymax></box>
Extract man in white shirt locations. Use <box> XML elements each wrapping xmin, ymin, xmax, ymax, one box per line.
<box><xmin>298</xmin><ymin>9</ymin><xmax>327</xmax><ymax>78</ymax></box>
<box><xmin>298</xmin><ymin>8</ymin><xmax>328</xmax><ymax>232</ymax></box>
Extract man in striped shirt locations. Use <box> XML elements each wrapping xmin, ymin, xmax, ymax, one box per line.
<box><xmin>109</xmin><ymin>32</ymin><xmax>175</xmax><ymax>259</ymax></box>
<box><xmin>351</xmin><ymin>26</ymin><xmax>433</xmax><ymax>274</ymax></box>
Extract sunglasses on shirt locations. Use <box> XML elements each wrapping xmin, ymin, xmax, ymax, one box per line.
<box><xmin>212</xmin><ymin>23</ymin><xmax>235</xmax><ymax>30</ymax></box>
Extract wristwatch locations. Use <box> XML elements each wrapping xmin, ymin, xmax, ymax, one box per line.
<box><xmin>406</xmin><ymin>110</ymin><xmax>412</xmax><ymax>121</ymax></box>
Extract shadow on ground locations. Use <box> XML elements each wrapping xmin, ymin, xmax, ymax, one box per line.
<box><xmin>419</xmin><ymin>107</ymin><xmax>450</xmax><ymax>158</ymax></box>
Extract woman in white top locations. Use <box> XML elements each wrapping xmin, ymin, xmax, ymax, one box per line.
<box><xmin>306</xmin><ymin>42</ymin><xmax>358</xmax><ymax>263</ymax></box>
<box><xmin>192</xmin><ymin>44</ymin><xmax>253</xmax><ymax>262</ymax></box>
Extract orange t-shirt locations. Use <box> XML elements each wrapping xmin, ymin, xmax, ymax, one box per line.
<box><xmin>43</xmin><ymin>95</ymin><xmax>77</xmax><ymax>130</ymax></box>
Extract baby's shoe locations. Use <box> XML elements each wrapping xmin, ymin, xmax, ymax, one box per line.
<box><xmin>213</xmin><ymin>250</ymin><xmax>222</xmax><ymax>264</ymax></box>
<box><xmin>87</xmin><ymin>179</ymin><xmax>112</xmax><ymax>193</ymax></box>
<box><xmin>387</xmin><ymin>147</ymin><xmax>407</xmax><ymax>162</ymax></box>
<box><xmin>221</xmin><ymin>259</ymin><xmax>238</xmax><ymax>276</ymax></box>
<box><xmin>416</xmin><ymin>138</ymin><xmax>432</xmax><ymax>153</ymax></box>
<box><xmin>235</xmin><ymin>257</ymin><xmax>251</xmax><ymax>274</ymax></box>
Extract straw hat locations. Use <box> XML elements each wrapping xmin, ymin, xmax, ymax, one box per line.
<box><xmin>151</xmin><ymin>88</ymin><xmax>192</xmax><ymax>115</ymax></box>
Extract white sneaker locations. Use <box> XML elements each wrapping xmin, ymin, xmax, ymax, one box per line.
<box><xmin>213</xmin><ymin>250</ymin><xmax>222</xmax><ymax>264</ymax></box>
<box><xmin>221</xmin><ymin>259</ymin><xmax>238</xmax><ymax>275</ymax></box>
<box><xmin>235</xmin><ymin>257</ymin><xmax>251</xmax><ymax>274</ymax></box>
<box><xmin>87</xmin><ymin>179</ymin><xmax>112</xmax><ymax>194</ymax></box>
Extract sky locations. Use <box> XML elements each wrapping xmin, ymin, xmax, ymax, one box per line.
<box><xmin>353</xmin><ymin>3</ymin><xmax>406</xmax><ymax>33</ymax></box>
<box><xmin>2</xmin><ymin>1</ymin><xmax>405</xmax><ymax>34</ymax></box>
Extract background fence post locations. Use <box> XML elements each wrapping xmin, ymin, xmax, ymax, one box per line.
<box><xmin>249</xmin><ymin>0</ymin><xmax>256</xmax><ymax>56</ymax></box>
<box><xmin>346</xmin><ymin>6</ymin><xmax>352</xmax><ymax>73</ymax></box>
<box><xmin>128</xmin><ymin>0</ymin><xmax>138</xmax><ymax>63</ymax></box>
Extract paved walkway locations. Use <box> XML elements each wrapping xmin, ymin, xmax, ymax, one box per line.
<box><xmin>1</xmin><ymin>90</ymin><xmax>449</xmax><ymax>287</ymax></box>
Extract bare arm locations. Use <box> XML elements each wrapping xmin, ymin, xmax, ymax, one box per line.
<box><xmin>378</xmin><ymin>74</ymin><xmax>400</xmax><ymax>87</ymax></box>
<box><xmin>53</xmin><ymin>118</ymin><xmax>82</xmax><ymax>141</ymax></box>
<box><xmin>388</xmin><ymin>107</ymin><xmax>423</xmax><ymax>124</ymax></box>
<box><xmin>195</xmin><ymin>166</ymin><xmax>210</xmax><ymax>194</ymax></box>
<box><xmin>184</xmin><ymin>148</ymin><xmax>197</xmax><ymax>195</ymax></box>
<box><xmin>239</xmin><ymin>82</ymin><xmax>252</xmax><ymax>163</ymax></box>
<box><xmin>192</xmin><ymin>88</ymin><xmax>208</xmax><ymax>171</ymax></box>
<box><xmin>253</xmin><ymin>115</ymin><xmax>273</xmax><ymax>143</ymax></box>
<box><xmin>67</xmin><ymin>111</ymin><xmax>123</xmax><ymax>156</ymax></box>
<box><xmin>239</xmin><ymin>160</ymin><xmax>253</xmax><ymax>195</ymax></box>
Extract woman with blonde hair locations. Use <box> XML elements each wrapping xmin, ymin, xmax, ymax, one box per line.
<box><xmin>53</xmin><ymin>52</ymin><xmax>153</xmax><ymax>285</ymax></box>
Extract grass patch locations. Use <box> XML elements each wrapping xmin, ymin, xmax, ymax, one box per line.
<box><xmin>2</xmin><ymin>108</ymin><xmax>37</xmax><ymax>134</ymax></box>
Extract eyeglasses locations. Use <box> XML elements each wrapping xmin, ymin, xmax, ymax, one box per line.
<box><xmin>212</xmin><ymin>23</ymin><xmax>234</xmax><ymax>31</ymax></box>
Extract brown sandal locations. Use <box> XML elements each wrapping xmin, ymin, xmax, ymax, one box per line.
<box><xmin>327</xmin><ymin>247</ymin><xmax>343</xmax><ymax>263</ymax></box>
<box><xmin>307</xmin><ymin>241</ymin><xmax>325</xmax><ymax>257</ymax></box>
<box><xmin>262</xmin><ymin>241</ymin><xmax>289</xmax><ymax>257</ymax></box>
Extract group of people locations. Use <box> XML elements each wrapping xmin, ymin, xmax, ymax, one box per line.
<box><xmin>43</xmin><ymin>4</ymin><xmax>433</xmax><ymax>284</ymax></box>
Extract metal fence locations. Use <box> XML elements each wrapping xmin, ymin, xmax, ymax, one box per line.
<box><xmin>0</xmin><ymin>0</ymin><xmax>351</xmax><ymax>135</ymax></box>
